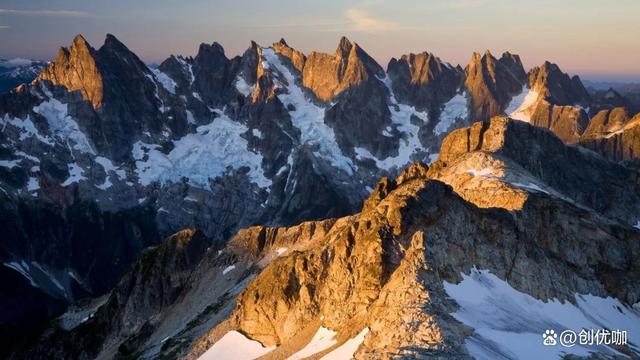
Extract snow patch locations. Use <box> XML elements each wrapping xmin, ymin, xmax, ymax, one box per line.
<box><xmin>15</xmin><ymin>151</ymin><xmax>40</xmax><ymax>163</ymax></box>
<box><xmin>444</xmin><ymin>269</ymin><xmax>640</xmax><ymax>360</ymax></box>
<box><xmin>234</xmin><ymin>76</ymin><xmax>255</xmax><ymax>97</ymax></box>
<box><xmin>199</xmin><ymin>331</ymin><xmax>275</xmax><ymax>360</ymax></box>
<box><xmin>353</xmin><ymin>74</ymin><xmax>427</xmax><ymax>171</ymax></box>
<box><xmin>61</xmin><ymin>163</ymin><xmax>86</xmax><ymax>186</ymax></box>
<box><xmin>435</xmin><ymin>92</ymin><xmax>468</xmax><ymax>135</ymax></box>
<box><xmin>507</xmin><ymin>86</ymin><xmax>540</xmax><ymax>123</ymax></box>
<box><xmin>33</xmin><ymin>98</ymin><xmax>95</xmax><ymax>155</ymax></box>
<box><xmin>0</xmin><ymin>159</ymin><xmax>21</xmax><ymax>169</ymax></box>
<box><xmin>94</xmin><ymin>156</ymin><xmax>126</xmax><ymax>190</ymax></box>
<box><xmin>132</xmin><ymin>110</ymin><xmax>270</xmax><ymax>189</ymax></box>
<box><xmin>95</xmin><ymin>156</ymin><xmax>126</xmax><ymax>179</ymax></box>
<box><xmin>1</xmin><ymin>114</ymin><xmax>53</xmax><ymax>144</ymax></box>
<box><xmin>466</xmin><ymin>168</ymin><xmax>494</xmax><ymax>178</ymax></box>
<box><xmin>261</xmin><ymin>47</ymin><xmax>356</xmax><ymax>175</ymax></box>
<box><xmin>252</xmin><ymin>128</ymin><xmax>263</xmax><ymax>139</ymax></box>
<box><xmin>222</xmin><ymin>265</ymin><xmax>236</xmax><ymax>275</ymax></box>
<box><xmin>186</xmin><ymin>110</ymin><xmax>196</xmax><ymax>125</ymax></box>
<box><xmin>150</xmin><ymin>68</ymin><xmax>177</xmax><ymax>94</ymax></box>
<box><xmin>320</xmin><ymin>328</ymin><xmax>369</xmax><ymax>360</ymax></box>
<box><xmin>27</xmin><ymin>177</ymin><xmax>39</xmax><ymax>191</ymax></box>
<box><xmin>288</xmin><ymin>327</ymin><xmax>337</xmax><ymax>360</ymax></box>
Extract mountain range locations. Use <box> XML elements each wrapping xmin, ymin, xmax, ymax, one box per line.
<box><xmin>0</xmin><ymin>58</ymin><xmax>47</xmax><ymax>94</ymax></box>
<box><xmin>1</xmin><ymin>34</ymin><xmax>639</xmax><ymax>359</ymax></box>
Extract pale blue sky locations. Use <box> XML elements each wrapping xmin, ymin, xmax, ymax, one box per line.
<box><xmin>1</xmin><ymin>0</ymin><xmax>638</xmax><ymax>81</ymax></box>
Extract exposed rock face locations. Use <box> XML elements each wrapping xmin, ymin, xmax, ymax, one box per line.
<box><xmin>192</xmin><ymin>42</ymin><xmax>241</xmax><ymax>106</ymax></box>
<box><xmin>0</xmin><ymin>192</ymin><xmax>160</xmax><ymax>356</ymax></box>
<box><xmin>525</xmin><ymin>62</ymin><xmax>591</xmax><ymax>143</ymax></box>
<box><xmin>38</xmin><ymin>34</ymin><xmax>171</xmax><ymax>161</ymax></box>
<box><xmin>18</xmin><ymin>229</ymin><xmax>211</xmax><ymax>359</ymax></box>
<box><xmin>529</xmin><ymin>61</ymin><xmax>591</xmax><ymax>106</ymax></box>
<box><xmin>39</xmin><ymin>35</ymin><xmax>104</xmax><ymax>108</ymax></box>
<box><xmin>387</xmin><ymin>51</ymin><xmax>463</xmax><ymax>114</ymax></box>
<box><xmin>18</xmin><ymin>219</ymin><xmax>345</xmax><ymax>359</ymax></box>
<box><xmin>272</xmin><ymin>39</ymin><xmax>306</xmax><ymax>74</ymax></box>
<box><xmin>582</xmin><ymin>107</ymin><xmax>631</xmax><ymax>137</ymax></box>
<box><xmin>432</xmin><ymin>116</ymin><xmax>640</xmax><ymax>224</ymax></box>
<box><xmin>185</xmin><ymin>119</ymin><xmax>640</xmax><ymax>359</ymax></box>
<box><xmin>528</xmin><ymin>101</ymin><xmax>589</xmax><ymax>143</ymax></box>
<box><xmin>302</xmin><ymin>36</ymin><xmax>385</xmax><ymax>102</ymax></box>
<box><xmin>498</xmin><ymin>51</ymin><xmax>527</xmax><ymax>83</ymax></box>
<box><xmin>17</xmin><ymin>118</ymin><xmax>640</xmax><ymax>359</ymax></box>
<box><xmin>505</xmin><ymin>61</ymin><xmax>593</xmax><ymax>143</ymax></box>
<box><xmin>464</xmin><ymin>51</ymin><xmax>525</xmax><ymax>120</ymax></box>
<box><xmin>581</xmin><ymin>112</ymin><xmax>640</xmax><ymax>162</ymax></box>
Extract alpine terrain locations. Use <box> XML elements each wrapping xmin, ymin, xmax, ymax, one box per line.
<box><xmin>1</xmin><ymin>33</ymin><xmax>639</xmax><ymax>359</ymax></box>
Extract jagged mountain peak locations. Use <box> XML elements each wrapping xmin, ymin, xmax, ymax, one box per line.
<box><xmin>98</xmin><ymin>34</ymin><xmax>150</xmax><ymax>74</ymax></box>
<box><xmin>465</xmin><ymin>49</ymin><xmax>525</xmax><ymax>120</ymax></box>
<box><xmin>301</xmin><ymin>36</ymin><xmax>384</xmax><ymax>101</ymax></box>
<box><xmin>38</xmin><ymin>33</ymin><xmax>152</xmax><ymax>109</ymax></box>
<box><xmin>498</xmin><ymin>51</ymin><xmax>527</xmax><ymax>82</ymax></box>
<box><xmin>529</xmin><ymin>61</ymin><xmax>591</xmax><ymax>105</ymax></box>
<box><xmin>103</xmin><ymin>33</ymin><xmax>124</xmax><ymax>47</ymax></box>
<box><xmin>196</xmin><ymin>41</ymin><xmax>228</xmax><ymax>60</ymax></box>
<box><xmin>277</xmin><ymin>38</ymin><xmax>288</xmax><ymax>46</ymax></box>
<box><xmin>71</xmin><ymin>33</ymin><xmax>91</xmax><ymax>48</ymax></box>
<box><xmin>387</xmin><ymin>50</ymin><xmax>463</xmax><ymax>112</ymax></box>
<box><xmin>38</xmin><ymin>34</ymin><xmax>103</xmax><ymax>107</ymax></box>
<box><xmin>247</xmin><ymin>40</ymin><xmax>259</xmax><ymax>51</ymax></box>
<box><xmin>336</xmin><ymin>35</ymin><xmax>354</xmax><ymax>56</ymax></box>
<box><xmin>272</xmin><ymin>38</ymin><xmax>306</xmax><ymax>73</ymax></box>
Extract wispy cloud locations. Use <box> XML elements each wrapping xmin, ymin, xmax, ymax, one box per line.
<box><xmin>0</xmin><ymin>25</ymin><xmax>9</xmax><ymax>29</ymax></box>
<box><xmin>344</xmin><ymin>8</ymin><xmax>397</xmax><ymax>33</ymax></box>
<box><xmin>237</xmin><ymin>9</ymin><xmax>408</xmax><ymax>34</ymax></box>
<box><xmin>0</xmin><ymin>8</ymin><xmax>91</xmax><ymax>17</ymax></box>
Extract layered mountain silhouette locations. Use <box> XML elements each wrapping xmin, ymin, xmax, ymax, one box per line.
<box><xmin>1</xmin><ymin>34</ymin><xmax>639</xmax><ymax>358</ymax></box>
<box><xmin>0</xmin><ymin>58</ymin><xmax>46</xmax><ymax>94</ymax></box>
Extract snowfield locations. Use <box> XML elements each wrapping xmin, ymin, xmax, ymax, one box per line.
<box><xmin>287</xmin><ymin>327</ymin><xmax>337</xmax><ymax>360</ymax></box>
<box><xmin>199</xmin><ymin>331</ymin><xmax>275</xmax><ymax>359</ymax></box>
<box><xmin>61</xmin><ymin>163</ymin><xmax>87</xmax><ymax>186</ymax></box>
<box><xmin>353</xmin><ymin>74</ymin><xmax>428</xmax><ymax>171</ymax></box>
<box><xmin>261</xmin><ymin>47</ymin><xmax>356</xmax><ymax>175</ymax></box>
<box><xmin>150</xmin><ymin>68</ymin><xmax>177</xmax><ymax>94</ymax></box>
<box><xmin>444</xmin><ymin>269</ymin><xmax>640</xmax><ymax>360</ymax></box>
<box><xmin>320</xmin><ymin>328</ymin><xmax>369</xmax><ymax>360</ymax></box>
<box><xmin>33</xmin><ymin>98</ymin><xmax>95</xmax><ymax>155</ymax></box>
<box><xmin>132</xmin><ymin>110</ymin><xmax>270</xmax><ymax>189</ymax></box>
<box><xmin>435</xmin><ymin>92</ymin><xmax>468</xmax><ymax>135</ymax></box>
<box><xmin>506</xmin><ymin>86</ymin><xmax>540</xmax><ymax>123</ymax></box>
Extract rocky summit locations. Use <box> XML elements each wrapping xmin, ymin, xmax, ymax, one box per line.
<box><xmin>1</xmin><ymin>33</ymin><xmax>639</xmax><ymax>359</ymax></box>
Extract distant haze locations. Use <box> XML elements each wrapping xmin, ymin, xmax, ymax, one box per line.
<box><xmin>1</xmin><ymin>0</ymin><xmax>639</xmax><ymax>82</ymax></box>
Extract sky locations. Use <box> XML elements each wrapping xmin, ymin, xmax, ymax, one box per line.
<box><xmin>0</xmin><ymin>0</ymin><xmax>639</xmax><ymax>82</ymax></box>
